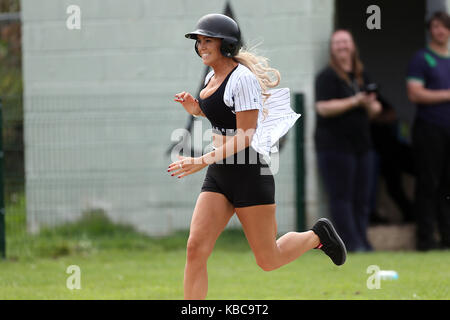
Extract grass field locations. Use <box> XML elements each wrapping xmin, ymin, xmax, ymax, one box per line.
<box><xmin>1</xmin><ymin>208</ymin><xmax>449</xmax><ymax>300</ymax></box>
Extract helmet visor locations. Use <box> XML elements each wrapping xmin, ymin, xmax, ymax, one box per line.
<box><xmin>185</xmin><ymin>29</ymin><xmax>224</xmax><ymax>39</ymax></box>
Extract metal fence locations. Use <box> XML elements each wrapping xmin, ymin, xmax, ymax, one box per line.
<box><xmin>0</xmin><ymin>91</ymin><xmax>305</xmax><ymax>259</ymax></box>
<box><xmin>1</xmin><ymin>94</ymin><xmax>24</xmax><ymax>259</ymax></box>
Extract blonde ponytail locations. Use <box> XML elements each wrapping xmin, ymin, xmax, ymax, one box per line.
<box><xmin>233</xmin><ymin>49</ymin><xmax>281</xmax><ymax>100</ymax></box>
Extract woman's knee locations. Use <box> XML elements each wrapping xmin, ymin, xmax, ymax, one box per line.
<box><xmin>254</xmin><ymin>254</ymin><xmax>278</xmax><ymax>272</ymax></box>
<box><xmin>186</xmin><ymin>236</ymin><xmax>213</xmax><ymax>263</ymax></box>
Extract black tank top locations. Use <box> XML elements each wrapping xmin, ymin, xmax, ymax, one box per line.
<box><xmin>198</xmin><ymin>65</ymin><xmax>238</xmax><ymax>136</ymax></box>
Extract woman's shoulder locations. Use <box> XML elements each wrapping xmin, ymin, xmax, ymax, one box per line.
<box><xmin>315</xmin><ymin>66</ymin><xmax>340</xmax><ymax>88</ymax></box>
<box><xmin>233</xmin><ymin>63</ymin><xmax>257</xmax><ymax>80</ymax></box>
<box><xmin>316</xmin><ymin>65</ymin><xmax>337</xmax><ymax>80</ymax></box>
<box><xmin>228</xmin><ymin>63</ymin><xmax>260</xmax><ymax>90</ymax></box>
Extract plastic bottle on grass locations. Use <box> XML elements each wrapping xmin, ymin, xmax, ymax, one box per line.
<box><xmin>378</xmin><ymin>270</ymin><xmax>398</xmax><ymax>280</ymax></box>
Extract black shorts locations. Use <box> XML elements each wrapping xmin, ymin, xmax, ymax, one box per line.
<box><xmin>200</xmin><ymin>146</ymin><xmax>275</xmax><ymax>208</ymax></box>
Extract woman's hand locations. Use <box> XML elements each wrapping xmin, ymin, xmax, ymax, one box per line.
<box><xmin>360</xmin><ymin>92</ymin><xmax>376</xmax><ymax>107</ymax></box>
<box><xmin>167</xmin><ymin>155</ymin><xmax>208</xmax><ymax>179</ymax></box>
<box><xmin>360</xmin><ymin>92</ymin><xmax>382</xmax><ymax>118</ymax></box>
<box><xmin>174</xmin><ymin>91</ymin><xmax>201</xmax><ymax>116</ymax></box>
<box><xmin>352</xmin><ymin>92</ymin><xmax>366</xmax><ymax>107</ymax></box>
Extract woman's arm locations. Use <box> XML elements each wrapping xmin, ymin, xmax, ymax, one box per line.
<box><xmin>192</xmin><ymin>109</ymin><xmax>206</xmax><ymax>117</ymax></box>
<box><xmin>200</xmin><ymin>109</ymin><xmax>259</xmax><ymax>165</ymax></box>
<box><xmin>167</xmin><ymin>109</ymin><xmax>258</xmax><ymax>178</ymax></box>
<box><xmin>316</xmin><ymin>93</ymin><xmax>364</xmax><ymax>117</ymax></box>
<box><xmin>167</xmin><ymin>109</ymin><xmax>258</xmax><ymax>179</ymax></box>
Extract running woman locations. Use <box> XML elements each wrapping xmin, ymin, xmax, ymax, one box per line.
<box><xmin>167</xmin><ymin>14</ymin><xmax>347</xmax><ymax>300</ymax></box>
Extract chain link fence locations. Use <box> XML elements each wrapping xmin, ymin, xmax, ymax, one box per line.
<box><xmin>2</xmin><ymin>94</ymin><xmax>25</xmax><ymax>258</ymax></box>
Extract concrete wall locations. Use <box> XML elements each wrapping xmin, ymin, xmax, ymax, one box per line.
<box><xmin>21</xmin><ymin>0</ymin><xmax>334</xmax><ymax>235</ymax></box>
<box><xmin>447</xmin><ymin>0</ymin><xmax>450</xmax><ymax>51</ymax></box>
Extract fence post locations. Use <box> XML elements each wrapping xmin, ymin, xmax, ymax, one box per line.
<box><xmin>0</xmin><ymin>97</ymin><xmax>5</xmax><ymax>259</ymax></box>
<box><xmin>294</xmin><ymin>93</ymin><xmax>305</xmax><ymax>232</ymax></box>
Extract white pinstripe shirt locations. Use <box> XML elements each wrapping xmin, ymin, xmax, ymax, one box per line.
<box><xmin>205</xmin><ymin>64</ymin><xmax>301</xmax><ymax>157</ymax></box>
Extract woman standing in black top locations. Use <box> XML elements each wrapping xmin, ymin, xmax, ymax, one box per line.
<box><xmin>315</xmin><ymin>30</ymin><xmax>381</xmax><ymax>252</ymax></box>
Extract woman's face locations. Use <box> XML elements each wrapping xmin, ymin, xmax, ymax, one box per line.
<box><xmin>196</xmin><ymin>35</ymin><xmax>222</xmax><ymax>66</ymax></box>
<box><xmin>330</xmin><ymin>31</ymin><xmax>355</xmax><ymax>61</ymax></box>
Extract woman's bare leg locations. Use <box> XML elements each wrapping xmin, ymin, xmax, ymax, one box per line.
<box><xmin>184</xmin><ymin>191</ymin><xmax>235</xmax><ymax>299</ymax></box>
<box><xmin>236</xmin><ymin>204</ymin><xmax>320</xmax><ymax>271</ymax></box>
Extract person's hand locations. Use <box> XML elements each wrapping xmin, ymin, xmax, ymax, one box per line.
<box><xmin>352</xmin><ymin>92</ymin><xmax>366</xmax><ymax>107</ymax></box>
<box><xmin>361</xmin><ymin>92</ymin><xmax>382</xmax><ymax>117</ymax></box>
<box><xmin>174</xmin><ymin>91</ymin><xmax>201</xmax><ymax>115</ymax></box>
<box><xmin>167</xmin><ymin>155</ymin><xmax>207</xmax><ymax>179</ymax></box>
<box><xmin>361</xmin><ymin>92</ymin><xmax>377</xmax><ymax>107</ymax></box>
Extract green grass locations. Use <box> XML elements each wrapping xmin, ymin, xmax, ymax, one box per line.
<box><xmin>1</xmin><ymin>241</ymin><xmax>449</xmax><ymax>300</ymax></box>
<box><xmin>1</xmin><ymin>199</ymin><xmax>449</xmax><ymax>300</ymax></box>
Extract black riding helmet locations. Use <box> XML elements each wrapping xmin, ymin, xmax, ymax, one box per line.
<box><xmin>185</xmin><ymin>13</ymin><xmax>242</xmax><ymax>57</ymax></box>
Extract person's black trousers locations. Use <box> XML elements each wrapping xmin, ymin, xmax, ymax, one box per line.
<box><xmin>412</xmin><ymin>118</ymin><xmax>450</xmax><ymax>250</ymax></box>
<box><xmin>317</xmin><ymin>150</ymin><xmax>374</xmax><ymax>252</ymax></box>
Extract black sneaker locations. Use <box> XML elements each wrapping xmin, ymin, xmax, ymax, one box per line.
<box><xmin>311</xmin><ymin>218</ymin><xmax>347</xmax><ymax>266</ymax></box>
